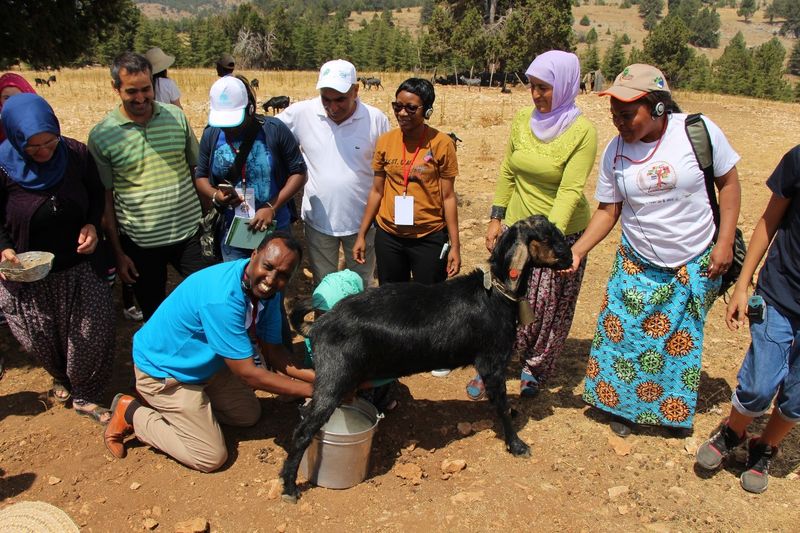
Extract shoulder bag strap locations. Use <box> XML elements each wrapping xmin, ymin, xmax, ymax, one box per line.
<box><xmin>685</xmin><ymin>113</ymin><xmax>720</xmax><ymax>237</ymax></box>
<box><xmin>225</xmin><ymin>117</ymin><xmax>262</xmax><ymax>183</ymax></box>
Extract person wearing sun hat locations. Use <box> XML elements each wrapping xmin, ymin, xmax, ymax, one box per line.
<box><xmin>195</xmin><ymin>75</ymin><xmax>306</xmax><ymax>262</ymax></box>
<box><xmin>566</xmin><ymin>63</ymin><xmax>742</xmax><ymax>438</ymax></box>
<box><xmin>215</xmin><ymin>53</ymin><xmax>235</xmax><ymax>77</ymax></box>
<box><xmin>276</xmin><ymin>59</ymin><xmax>390</xmax><ymax>291</ymax></box>
<box><xmin>145</xmin><ymin>47</ymin><xmax>182</xmax><ymax>108</ymax></box>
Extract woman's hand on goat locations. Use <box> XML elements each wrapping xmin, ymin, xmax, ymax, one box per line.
<box><xmin>485</xmin><ymin>219</ymin><xmax>502</xmax><ymax>252</ymax></box>
<box><xmin>562</xmin><ymin>249</ymin><xmax>584</xmax><ymax>275</ymax></box>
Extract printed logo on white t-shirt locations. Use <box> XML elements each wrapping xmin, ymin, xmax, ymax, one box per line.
<box><xmin>636</xmin><ymin>161</ymin><xmax>677</xmax><ymax>195</ymax></box>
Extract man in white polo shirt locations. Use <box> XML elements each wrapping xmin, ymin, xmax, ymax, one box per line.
<box><xmin>277</xmin><ymin>59</ymin><xmax>390</xmax><ymax>288</ymax></box>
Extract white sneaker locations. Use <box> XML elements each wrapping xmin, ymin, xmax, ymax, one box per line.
<box><xmin>123</xmin><ymin>306</ymin><xmax>143</xmax><ymax>321</ymax></box>
<box><xmin>431</xmin><ymin>369</ymin><xmax>451</xmax><ymax>377</ymax></box>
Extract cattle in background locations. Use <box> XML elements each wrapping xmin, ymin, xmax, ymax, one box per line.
<box><xmin>434</xmin><ymin>74</ymin><xmax>458</xmax><ymax>85</ymax></box>
<box><xmin>435</xmin><ymin>72</ymin><xmax>527</xmax><ymax>88</ymax></box>
<box><xmin>459</xmin><ymin>75</ymin><xmax>482</xmax><ymax>89</ymax></box>
<box><xmin>251</xmin><ymin>78</ymin><xmax>260</xmax><ymax>90</ymax></box>
<box><xmin>262</xmin><ymin>95</ymin><xmax>290</xmax><ymax>115</ymax></box>
<box><xmin>47</xmin><ymin>75</ymin><xmax>57</xmax><ymax>84</ymax></box>
<box><xmin>447</xmin><ymin>132</ymin><xmax>463</xmax><ymax>150</ymax></box>
<box><xmin>34</xmin><ymin>78</ymin><xmax>49</xmax><ymax>87</ymax></box>
<box><xmin>358</xmin><ymin>77</ymin><xmax>383</xmax><ymax>90</ymax></box>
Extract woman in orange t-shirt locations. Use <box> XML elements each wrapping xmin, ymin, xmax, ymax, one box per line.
<box><xmin>353</xmin><ymin>78</ymin><xmax>460</xmax><ymax>285</ymax></box>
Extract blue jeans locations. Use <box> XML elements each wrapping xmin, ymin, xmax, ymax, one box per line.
<box><xmin>732</xmin><ymin>302</ymin><xmax>800</xmax><ymax>421</ymax></box>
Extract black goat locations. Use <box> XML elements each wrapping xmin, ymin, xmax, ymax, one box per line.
<box><xmin>34</xmin><ymin>77</ymin><xmax>49</xmax><ymax>87</ymax></box>
<box><xmin>47</xmin><ymin>75</ymin><xmax>57</xmax><ymax>84</ymax></box>
<box><xmin>262</xmin><ymin>95</ymin><xmax>290</xmax><ymax>114</ymax></box>
<box><xmin>280</xmin><ymin>215</ymin><xmax>572</xmax><ymax>502</ymax></box>
<box><xmin>251</xmin><ymin>78</ymin><xmax>260</xmax><ymax>90</ymax></box>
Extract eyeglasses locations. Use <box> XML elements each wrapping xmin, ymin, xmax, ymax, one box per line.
<box><xmin>391</xmin><ymin>102</ymin><xmax>422</xmax><ymax>114</ymax></box>
<box><xmin>24</xmin><ymin>137</ymin><xmax>59</xmax><ymax>155</ymax></box>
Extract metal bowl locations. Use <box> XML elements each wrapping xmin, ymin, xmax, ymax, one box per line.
<box><xmin>0</xmin><ymin>251</ymin><xmax>55</xmax><ymax>282</ymax></box>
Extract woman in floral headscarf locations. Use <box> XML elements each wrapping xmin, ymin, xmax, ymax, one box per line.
<box><xmin>0</xmin><ymin>73</ymin><xmax>37</xmax><ymax>144</ymax></box>
<box><xmin>466</xmin><ymin>50</ymin><xmax>597</xmax><ymax>400</ymax></box>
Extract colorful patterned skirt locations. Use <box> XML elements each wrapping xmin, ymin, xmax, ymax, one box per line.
<box><xmin>582</xmin><ymin>235</ymin><xmax>721</xmax><ymax>428</ymax></box>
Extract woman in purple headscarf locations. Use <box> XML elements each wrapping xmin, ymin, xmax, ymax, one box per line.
<box><xmin>0</xmin><ymin>94</ymin><xmax>114</xmax><ymax>423</ymax></box>
<box><xmin>466</xmin><ymin>50</ymin><xmax>597</xmax><ymax>400</ymax></box>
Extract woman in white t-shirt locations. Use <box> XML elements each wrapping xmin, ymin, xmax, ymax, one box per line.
<box><xmin>568</xmin><ymin>64</ymin><xmax>741</xmax><ymax>438</ymax></box>
<box><xmin>145</xmin><ymin>47</ymin><xmax>182</xmax><ymax>109</ymax></box>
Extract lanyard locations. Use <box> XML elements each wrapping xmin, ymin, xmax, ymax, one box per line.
<box><xmin>243</xmin><ymin>271</ymin><xmax>260</xmax><ymax>335</ymax></box>
<box><xmin>401</xmin><ymin>125</ymin><xmax>427</xmax><ymax>196</ymax></box>
<box><xmin>613</xmin><ymin>117</ymin><xmax>668</xmax><ymax>170</ymax></box>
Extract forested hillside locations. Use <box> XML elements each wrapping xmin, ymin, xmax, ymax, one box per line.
<box><xmin>6</xmin><ymin>0</ymin><xmax>800</xmax><ymax>101</ymax></box>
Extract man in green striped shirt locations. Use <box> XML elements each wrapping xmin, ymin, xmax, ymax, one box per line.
<box><xmin>89</xmin><ymin>52</ymin><xmax>210</xmax><ymax>320</ymax></box>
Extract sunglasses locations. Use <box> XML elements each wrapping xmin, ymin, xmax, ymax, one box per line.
<box><xmin>391</xmin><ymin>102</ymin><xmax>422</xmax><ymax>114</ymax></box>
<box><xmin>24</xmin><ymin>137</ymin><xmax>60</xmax><ymax>156</ymax></box>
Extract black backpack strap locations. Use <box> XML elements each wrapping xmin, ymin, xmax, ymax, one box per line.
<box><xmin>685</xmin><ymin>113</ymin><xmax>720</xmax><ymax>234</ymax></box>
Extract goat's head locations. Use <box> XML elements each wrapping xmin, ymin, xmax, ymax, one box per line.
<box><xmin>489</xmin><ymin>215</ymin><xmax>572</xmax><ymax>296</ymax></box>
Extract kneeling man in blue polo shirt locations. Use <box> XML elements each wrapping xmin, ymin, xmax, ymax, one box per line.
<box><xmin>103</xmin><ymin>232</ymin><xmax>313</xmax><ymax>472</ymax></box>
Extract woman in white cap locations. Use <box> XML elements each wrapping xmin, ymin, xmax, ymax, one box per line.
<box><xmin>568</xmin><ymin>64</ymin><xmax>742</xmax><ymax>438</ymax></box>
<box><xmin>195</xmin><ymin>75</ymin><xmax>306</xmax><ymax>262</ymax></box>
<box><xmin>144</xmin><ymin>47</ymin><xmax>182</xmax><ymax>108</ymax></box>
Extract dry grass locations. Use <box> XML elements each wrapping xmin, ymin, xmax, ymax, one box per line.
<box><xmin>5</xmin><ymin>67</ymin><xmax>800</xmax><ymax>531</ymax></box>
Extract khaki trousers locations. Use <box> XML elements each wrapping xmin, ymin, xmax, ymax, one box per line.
<box><xmin>304</xmin><ymin>223</ymin><xmax>376</xmax><ymax>288</ymax></box>
<box><xmin>132</xmin><ymin>365</ymin><xmax>261</xmax><ymax>473</ymax></box>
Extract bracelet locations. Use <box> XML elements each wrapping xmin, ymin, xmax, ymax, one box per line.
<box><xmin>264</xmin><ymin>201</ymin><xmax>275</xmax><ymax>215</ymax></box>
<box><xmin>490</xmin><ymin>205</ymin><xmax>506</xmax><ymax>220</ymax></box>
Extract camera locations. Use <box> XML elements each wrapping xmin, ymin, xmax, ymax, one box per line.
<box><xmin>746</xmin><ymin>295</ymin><xmax>765</xmax><ymax>322</ymax></box>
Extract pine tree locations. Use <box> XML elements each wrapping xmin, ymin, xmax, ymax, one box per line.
<box><xmin>737</xmin><ymin>0</ymin><xmax>757</xmax><ymax>21</ymax></box>
<box><xmin>711</xmin><ymin>32</ymin><xmax>752</xmax><ymax>95</ymax></box>
<box><xmin>582</xmin><ymin>46</ymin><xmax>601</xmax><ymax>72</ymax></box>
<box><xmin>3</xmin><ymin>0</ymin><xmax>137</xmax><ymax>69</ymax></box>
<box><xmin>751</xmin><ymin>38</ymin><xmax>793</xmax><ymax>100</ymax></box>
<box><xmin>586</xmin><ymin>27</ymin><xmax>599</xmax><ymax>44</ymax></box>
<box><xmin>639</xmin><ymin>0</ymin><xmax>664</xmax><ymax>22</ymax></box>
<box><xmin>788</xmin><ymin>40</ymin><xmax>800</xmax><ymax>75</ymax></box>
<box><xmin>642</xmin><ymin>15</ymin><xmax>693</xmax><ymax>86</ymax></box>
<box><xmin>602</xmin><ymin>37</ymin><xmax>627</xmax><ymax>79</ymax></box>
<box><xmin>690</xmin><ymin>8</ymin><xmax>721</xmax><ymax>48</ymax></box>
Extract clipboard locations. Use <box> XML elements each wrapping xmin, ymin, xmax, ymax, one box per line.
<box><xmin>224</xmin><ymin>216</ymin><xmax>274</xmax><ymax>250</ymax></box>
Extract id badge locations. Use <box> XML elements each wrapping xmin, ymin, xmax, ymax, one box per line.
<box><xmin>394</xmin><ymin>195</ymin><xmax>414</xmax><ymax>225</ymax></box>
<box><xmin>235</xmin><ymin>186</ymin><xmax>257</xmax><ymax>219</ymax></box>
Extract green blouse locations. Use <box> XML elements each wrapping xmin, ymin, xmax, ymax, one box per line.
<box><xmin>493</xmin><ymin>107</ymin><xmax>597</xmax><ymax>235</ymax></box>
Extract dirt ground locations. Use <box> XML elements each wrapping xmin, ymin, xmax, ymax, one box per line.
<box><xmin>1</xmin><ymin>70</ymin><xmax>800</xmax><ymax>531</ymax></box>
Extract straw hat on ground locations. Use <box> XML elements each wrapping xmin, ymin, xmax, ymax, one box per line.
<box><xmin>145</xmin><ymin>47</ymin><xmax>175</xmax><ymax>75</ymax></box>
<box><xmin>0</xmin><ymin>501</ymin><xmax>80</xmax><ymax>532</ymax></box>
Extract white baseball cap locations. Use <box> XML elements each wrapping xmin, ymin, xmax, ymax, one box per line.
<box><xmin>316</xmin><ymin>59</ymin><xmax>357</xmax><ymax>94</ymax></box>
<box><xmin>208</xmin><ymin>76</ymin><xmax>248</xmax><ymax>128</ymax></box>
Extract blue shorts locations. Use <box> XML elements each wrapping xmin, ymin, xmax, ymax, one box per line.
<box><xmin>732</xmin><ymin>302</ymin><xmax>800</xmax><ymax>421</ymax></box>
